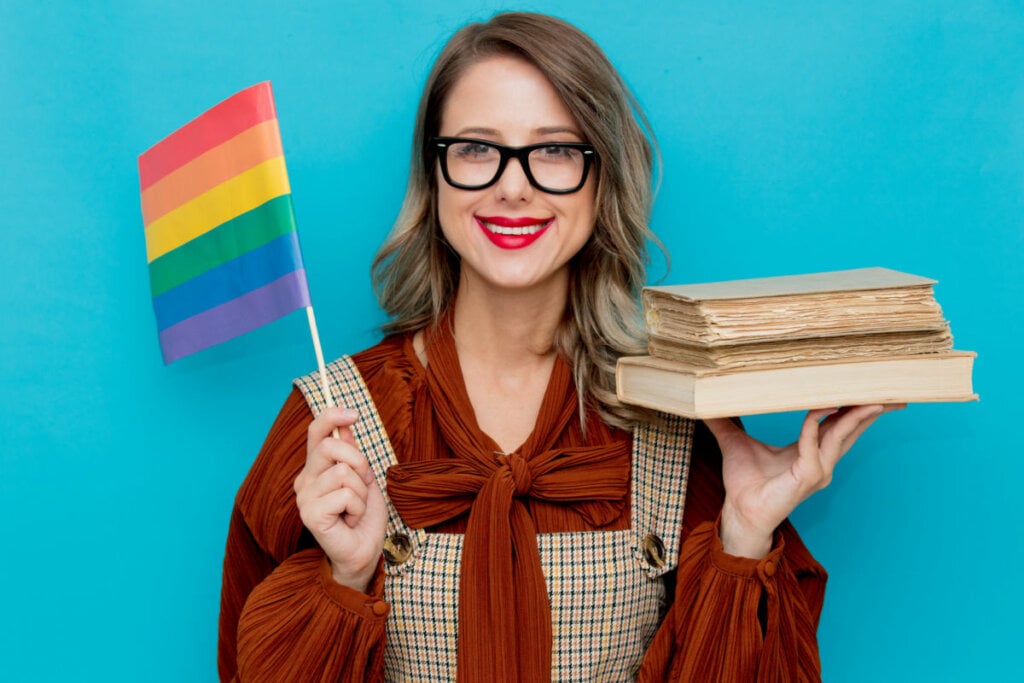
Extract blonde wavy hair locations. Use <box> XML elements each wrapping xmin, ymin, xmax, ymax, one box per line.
<box><xmin>371</xmin><ymin>12</ymin><xmax>661</xmax><ymax>429</ymax></box>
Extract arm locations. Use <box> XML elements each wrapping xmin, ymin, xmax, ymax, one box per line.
<box><xmin>640</xmin><ymin>420</ymin><xmax>828</xmax><ymax>682</ymax></box>
<box><xmin>217</xmin><ymin>503</ymin><xmax>284</xmax><ymax>680</ymax></box>
<box><xmin>217</xmin><ymin>390</ymin><xmax>388</xmax><ymax>682</ymax></box>
<box><xmin>234</xmin><ymin>549</ymin><xmax>389</xmax><ymax>682</ymax></box>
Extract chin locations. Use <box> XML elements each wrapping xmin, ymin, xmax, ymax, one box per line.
<box><xmin>488</xmin><ymin>270</ymin><xmax>565</xmax><ymax>293</ymax></box>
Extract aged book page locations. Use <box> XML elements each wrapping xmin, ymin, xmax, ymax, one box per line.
<box><xmin>647</xmin><ymin>328</ymin><xmax>954</xmax><ymax>368</ymax></box>
<box><xmin>643</xmin><ymin>268</ymin><xmax>947</xmax><ymax>344</ymax></box>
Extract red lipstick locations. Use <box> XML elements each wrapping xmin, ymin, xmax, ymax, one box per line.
<box><xmin>476</xmin><ymin>215</ymin><xmax>553</xmax><ymax>250</ymax></box>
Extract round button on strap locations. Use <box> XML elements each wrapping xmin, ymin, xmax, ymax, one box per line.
<box><xmin>383</xmin><ymin>533</ymin><xmax>413</xmax><ymax>565</ymax></box>
<box><xmin>641</xmin><ymin>533</ymin><xmax>666</xmax><ymax>569</ymax></box>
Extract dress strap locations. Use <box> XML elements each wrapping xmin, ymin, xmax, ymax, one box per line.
<box><xmin>293</xmin><ymin>357</ymin><xmax>425</xmax><ymax>575</ymax></box>
<box><xmin>630</xmin><ymin>413</ymin><xmax>694</xmax><ymax>578</ymax></box>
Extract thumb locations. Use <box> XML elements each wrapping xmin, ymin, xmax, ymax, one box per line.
<box><xmin>703</xmin><ymin>417</ymin><xmax>744</xmax><ymax>446</ymax></box>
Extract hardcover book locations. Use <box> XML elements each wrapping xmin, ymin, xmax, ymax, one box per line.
<box><xmin>618</xmin><ymin>267</ymin><xmax>978</xmax><ymax>417</ymax></box>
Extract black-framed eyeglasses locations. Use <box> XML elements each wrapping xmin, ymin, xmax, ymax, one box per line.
<box><xmin>432</xmin><ymin>137</ymin><xmax>597</xmax><ymax>194</ymax></box>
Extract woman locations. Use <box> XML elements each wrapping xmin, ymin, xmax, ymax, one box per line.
<box><xmin>218</xmin><ymin>12</ymin><xmax>891</xmax><ymax>682</ymax></box>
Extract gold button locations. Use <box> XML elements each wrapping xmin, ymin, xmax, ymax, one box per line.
<box><xmin>383</xmin><ymin>533</ymin><xmax>412</xmax><ymax>565</ymax></box>
<box><xmin>641</xmin><ymin>533</ymin><xmax>666</xmax><ymax>569</ymax></box>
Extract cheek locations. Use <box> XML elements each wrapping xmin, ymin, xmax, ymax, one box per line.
<box><xmin>435</xmin><ymin>181</ymin><xmax>459</xmax><ymax>237</ymax></box>
<box><xmin>436</xmin><ymin>169</ymin><xmax>472</xmax><ymax>207</ymax></box>
<box><xmin>568</xmin><ymin>189</ymin><xmax>597</xmax><ymax>241</ymax></box>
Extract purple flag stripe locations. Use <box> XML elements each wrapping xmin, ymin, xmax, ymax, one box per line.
<box><xmin>158</xmin><ymin>269</ymin><xmax>310</xmax><ymax>364</ymax></box>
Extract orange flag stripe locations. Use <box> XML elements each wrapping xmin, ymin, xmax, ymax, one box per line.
<box><xmin>141</xmin><ymin>119</ymin><xmax>284</xmax><ymax>226</ymax></box>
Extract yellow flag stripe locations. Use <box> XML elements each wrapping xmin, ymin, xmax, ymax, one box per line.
<box><xmin>144</xmin><ymin>156</ymin><xmax>290</xmax><ymax>263</ymax></box>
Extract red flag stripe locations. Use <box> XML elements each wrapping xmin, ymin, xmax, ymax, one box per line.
<box><xmin>140</xmin><ymin>119</ymin><xmax>285</xmax><ymax>226</ymax></box>
<box><xmin>138</xmin><ymin>81</ymin><xmax>277</xmax><ymax>191</ymax></box>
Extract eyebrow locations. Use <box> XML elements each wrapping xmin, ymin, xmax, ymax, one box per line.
<box><xmin>453</xmin><ymin>125</ymin><xmax>583</xmax><ymax>138</ymax></box>
<box><xmin>536</xmin><ymin>126</ymin><xmax>581</xmax><ymax>136</ymax></box>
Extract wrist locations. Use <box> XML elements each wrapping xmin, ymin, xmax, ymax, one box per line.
<box><xmin>329</xmin><ymin>559</ymin><xmax>375</xmax><ymax>593</ymax></box>
<box><xmin>719</xmin><ymin>503</ymin><xmax>774</xmax><ymax>559</ymax></box>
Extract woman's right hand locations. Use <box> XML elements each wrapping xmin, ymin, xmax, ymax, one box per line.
<box><xmin>294</xmin><ymin>407</ymin><xmax>388</xmax><ymax>593</ymax></box>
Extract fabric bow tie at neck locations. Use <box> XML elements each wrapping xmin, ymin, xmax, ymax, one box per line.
<box><xmin>502</xmin><ymin>451</ymin><xmax>531</xmax><ymax>495</ymax></box>
<box><xmin>386</xmin><ymin>312</ymin><xmax>631</xmax><ymax>682</ymax></box>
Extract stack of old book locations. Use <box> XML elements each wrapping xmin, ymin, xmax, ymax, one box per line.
<box><xmin>616</xmin><ymin>267</ymin><xmax>977</xmax><ymax>418</ymax></box>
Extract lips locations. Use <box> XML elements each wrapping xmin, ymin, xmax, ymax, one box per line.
<box><xmin>476</xmin><ymin>215</ymin><xmax>553</xmax><ymax>249</ymax></box>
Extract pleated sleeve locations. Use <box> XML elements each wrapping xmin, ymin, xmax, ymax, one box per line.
<box><xmin>639</xmin><ymin>421</ymin><xmax>828</xmax><ymax>682</ymax></box>
<box><xmin>217</xmin><ymin>388</ymin><xmax>388</xmax><ymax>682</ymax></box>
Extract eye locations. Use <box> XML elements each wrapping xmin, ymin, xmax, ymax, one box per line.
<box><xmin>451</xmin><ymin>141</ymin><xmax>497</xmax><ymax>160</ymax></box>
<box><xmin>534</xmin><ymin>144</ymin><xmax>581</xmax><ymax>162</ymax></box>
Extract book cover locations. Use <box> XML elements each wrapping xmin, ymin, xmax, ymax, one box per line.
<box><xmin>643</xmin><ymin>267</ymin><xmax>936</xmax><ymax>302</ymax></box>
<box><xmin>616</xmin><ymin>352</ymin><xmax>978</xmax><ymax>419</ymax></box>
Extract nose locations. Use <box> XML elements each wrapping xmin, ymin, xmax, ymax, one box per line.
<box><xmin>493</xmin><ymin>156</ymin><xmax>533</xmax><ymax>202</ymax></box>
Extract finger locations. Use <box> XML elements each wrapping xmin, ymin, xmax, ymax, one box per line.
<box><xmin>314</xmin><ymin>438</ymin><xmax>373</xmax><ymax>480</ymax></box>
<box><xmin>809</xmin><ymin>407</ymin><xmax>840</xmax><ymax>423</ymax></box>
<box><xmin>297</xmin><ymin>436</ymin><xmax>373</xmax><ymax>496</ymax></box>
<box><xmin>301</xmin><ymin>486</ymin><xmax>368</xmax><ymax>532</ymax></box>
<box><xmin>308</xmin><ymin>407</ymin><xmax>359</xmax><ymax>453</ymax></box>
<box><xmin>819</xmin><ymin>404</ymin><xmax>884</xmax><ymax>459</ymax></box>
<box><xmin>302</xmin><ymin>460</ymin><xmax>370</xmax><ymax>504</ymax></box>
<box><xmin>794</xmin><ymin>408</ymin><xmax>838</xmax><ymax>485</ymax></box>
<box><xmin>298</xmin><ymin>437</ymin><xmax>346</xmax><ymax>486</ymax></box>
<box><xmin>838</xmin><ymin>408</ymin><xmax>883</xmax><ymax>452</ymax></box>
<box><xmin>305</xmin><ymin>409</ymin><xmax>360</xmax><ymax>470</ymax></box>
<box><xmin>798</xmin><ymin>407</ymin><xmax>838</xmax><ymax>451</ymax></box>
<box><xmin>838</xmin><ymin>402</ymin><xmax>902</xmax><ymax>451</ymax></box>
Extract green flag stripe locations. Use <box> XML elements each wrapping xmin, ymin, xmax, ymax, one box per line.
<box><xmin>148</xmin><ymin>194</ymin><xmax>297</xmax><ymax>297</ymax></box>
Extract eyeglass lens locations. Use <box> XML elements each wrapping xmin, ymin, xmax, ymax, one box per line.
<box><xmin>444</xmin><ymin>141</ymin><xmax>589</xmax><ymax>192</ymax></box>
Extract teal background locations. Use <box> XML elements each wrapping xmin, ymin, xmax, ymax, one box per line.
<box><xmin>1</xmin><ymin>1</ymin><xmax>1019</xmax><ymax>680</ymax></box>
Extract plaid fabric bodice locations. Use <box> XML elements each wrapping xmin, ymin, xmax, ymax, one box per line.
<box><xmin>296</xmin><ymin>356</ymin><xmax>693</xmax><ymax>682</ymax></box>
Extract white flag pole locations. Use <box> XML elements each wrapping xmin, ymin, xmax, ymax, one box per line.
<box><xmin>306</xmin><ymin>305</ymin><xmax>342</xmax><ymax>438</ymax></box>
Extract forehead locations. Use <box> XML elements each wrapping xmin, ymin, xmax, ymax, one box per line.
<box><xmin>438</xmin><ymin>55</ymin><xmax>580</xmax><ymax>138</ymax></box>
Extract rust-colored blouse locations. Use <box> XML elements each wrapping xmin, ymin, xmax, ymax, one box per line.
<box><xmin>218</xmin><ymin>334</ymin><xmax>828</xmax><ymax>682</ymax></box>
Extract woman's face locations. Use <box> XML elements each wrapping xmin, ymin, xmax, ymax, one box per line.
<box><xmin>435</xmin><ymin>55</ymin><xmax>596</xmax><ymax>295</ymax></box>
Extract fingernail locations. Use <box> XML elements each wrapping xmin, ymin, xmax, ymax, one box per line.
<box><xmin>340</xmin><ymin>408</ymin><xmax>358</xmax><ymax>419</ymax></box>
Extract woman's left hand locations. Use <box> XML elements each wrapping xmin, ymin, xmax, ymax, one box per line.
<box><xmin>704</xmin><ymin>404</ymin><xmax>903</xmax><ymax>558</ymax></box>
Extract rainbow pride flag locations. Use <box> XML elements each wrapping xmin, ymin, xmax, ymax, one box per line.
<box><xmin>139</xmin><ymin>82</ymin><xmax>310</xmax><ymax>364</ymax></box>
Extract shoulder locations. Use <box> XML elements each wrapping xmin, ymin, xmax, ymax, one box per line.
<box><xmin>350</xmin><ymin>334</ymin><xmax>426</xmax><ymax>453</ymax></box>
<box><xmin>289</xmin><ymin>334</ymin><xmax>419</xmax><ymax>410</ymax></box>
<box><xmin>351</xmin><ymin>333</ymin><xmax>418</xmax><ymax>385</ymax></box>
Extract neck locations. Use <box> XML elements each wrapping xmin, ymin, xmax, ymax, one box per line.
<box><xmin>450</xmin><ymin>270</ymin><xmax>569</xmax><ymax>367</ymax></box>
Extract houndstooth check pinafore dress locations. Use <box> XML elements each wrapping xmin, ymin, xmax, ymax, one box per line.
<box><xmin>295</xmin><ymin>356</ymin><xmax>693</xmax><ymax>682</ymax></box>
